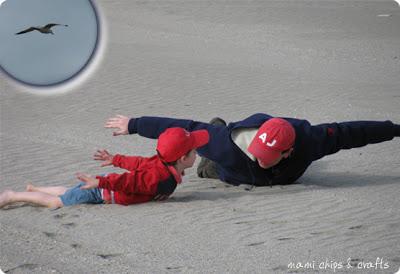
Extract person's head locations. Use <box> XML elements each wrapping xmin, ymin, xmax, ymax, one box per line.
<box><xmin>156</xmin><ymin>127</ymin><xmax>209</xmax><ymax>169</ymax></box>
<box><xmin>247</xmin><ymin>118</ymin><xmax>296</xmax><ymax>169</ymax></box>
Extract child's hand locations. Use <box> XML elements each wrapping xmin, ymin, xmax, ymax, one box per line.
<box><xmin>77</xmin><ymin>173</ymin><xmax>100</xmax><ymax>190</ymax></box>
<box><xmin>105</xmin><ymin>114</ymin><xmax>130</xmax><ymax>136</ymax></box>
<box><xmin>94</xmin><ymin>149</ymin><xmax>114</xmax><ymax>167</ymax></box>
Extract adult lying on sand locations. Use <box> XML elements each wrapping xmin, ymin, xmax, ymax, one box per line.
<box><xmin>104</xmin><ymin>114</ymin><xmax>400</xmax><ymax>187</ymax></box>
<box><xmin>0</xmin><ymin>128</ymin><xmax>209</xmax><ymax>208</ymax></box>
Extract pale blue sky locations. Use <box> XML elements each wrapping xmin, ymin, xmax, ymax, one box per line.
<box><xmin>0</xmin><ymin>0</ymin><xmax>98</xmax><ymax>86</ymax></box>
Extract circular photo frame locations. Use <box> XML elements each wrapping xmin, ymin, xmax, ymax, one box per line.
<box><xmin>0</xmin><ymin>0</ymin><xmax>105</xmax><ymax>94</ymax></box>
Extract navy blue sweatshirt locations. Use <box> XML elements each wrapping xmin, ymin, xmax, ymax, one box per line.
<box><xmin>128</xmin><ymin>113</ymin><xmax>396</xmax><ymax>186</ymax></box>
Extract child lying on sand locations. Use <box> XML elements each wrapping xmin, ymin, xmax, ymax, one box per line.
<box><xmin>0</xmin><ymin>127</ymin><xmax>209</xmax><ymax>209</ymax></box>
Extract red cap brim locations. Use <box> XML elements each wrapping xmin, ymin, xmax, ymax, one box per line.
<box><xmin>191</xmin><ymin>129</ymin><xmax>209</xmax><ymax>149</ymax></box>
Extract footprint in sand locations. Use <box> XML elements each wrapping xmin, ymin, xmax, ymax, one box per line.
<box><xmin>3</xmin><ymin>263</ymin><xmax>39</xmax><ymax>273</ymax></box>
<box><xmin>53</xmin><ymin>213</ymin><xmax>67</xmax><ymax>219</ymax></box>
<box><xmin>348</xmin><ymin>225</ymin><xmax>363</xmax><ymax>230</ymax></box>
<box><xmin>277</xmin><ymin>237</ymin><xmax>295</xmax><ymax>241</ymax></box>
<box><xmin>97</xmin><ymin>253</ymin><xmax>122</xmax><ymax>259</ymax></box>
<box><xmin>166</xmin><ymin>266</ymin><xmax>184</xmax><ymax>270</ymax></box>
<box><xmin>272</xmin><ymin>265</ymin><xmax>288</xmax><ymax>272</ymax></box>
<box><xmin>71</xmin><ymin>243</ymin><xmax>81</xmax><ymax>249</ymax></box>
<box><xmin>247</xmin><ymin>241</ymin><xmax>265</xmax><ymax>247</ymax></box>
<box><xmin>62</xmin><ymin>222</ymin><xmax>76</xmax><ymax>228</ymax></box>
<box><xmin>43</xmin><ymin>232</ymin><xmax>56</xmax><ymax>238</ymax></box>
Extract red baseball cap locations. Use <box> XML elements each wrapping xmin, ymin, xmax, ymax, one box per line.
<box><xmin>157</xmin><ymin>127</ymin><xmax>209</xmax><ymax>162</ymax></box>
<box><xmin>247</xmin><ymin>118</ymin><xmax>295</xmax><ymax>167</ymax></box>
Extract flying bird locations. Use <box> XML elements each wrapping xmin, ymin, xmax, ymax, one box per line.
<box><xmin>15</xmin><ymin>23</ymin><xmax>68</xmax><ymax>35</ymax></box>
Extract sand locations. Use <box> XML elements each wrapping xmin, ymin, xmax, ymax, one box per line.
<box><xmin>1</xmin><ymin>0</ymin><xmax>399</xmax><ymax>273</ymax></box>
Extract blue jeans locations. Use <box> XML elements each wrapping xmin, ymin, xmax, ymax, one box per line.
<box><xmin>59</xmin><ymin>182</ymin><xmax>103</xmax><ymax>206</ymax></box>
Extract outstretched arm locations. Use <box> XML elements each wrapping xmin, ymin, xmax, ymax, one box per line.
<box><xmin>94</xmin><ymin>149</ymin><xmax>144</xmax><ymax>171</ymax></box>
<box><xmin>105</xmin><ymin>114</ymin><xmax>222</xmax><ymax>138</ymax></box>
<box><xmin>106</xmin><ymin>115</ymin><xmax>232</xmax><ymax>163</ymax></box>
<box><xmin>105</xmin><ymin>114</ymin><xmax>207</xmax><ymax>138</ymax></box>
<box><xmin>111</xmin><ymin>155</ymin><xmax>145</xmax><ymax>171</ymax></box>
<box><xmin>310</xmin><ymin>120</ymin><xmax>397</xmax><ymax>161</ymax></box>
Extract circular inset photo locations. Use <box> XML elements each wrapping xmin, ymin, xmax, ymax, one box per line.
<box><xmin>0</xmin><ymin>0</ymin><xmax>99</xmax><ymax>87</ymax></box>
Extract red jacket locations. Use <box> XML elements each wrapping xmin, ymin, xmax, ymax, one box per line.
<box><xmin>96</xmin><ymin>154</ymin><xmax>182</xmax><ymax>205</ymax></box>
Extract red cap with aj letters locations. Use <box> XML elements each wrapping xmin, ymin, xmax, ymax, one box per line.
<box><xmin>157</xmin><ymin>127</ymin><xmax>209</xmax><ymax>162</ymax></box>
<box><xmin>247</xmin><ymin>118</ymin><xmax>296</xmax><ymax>166</ymax></box>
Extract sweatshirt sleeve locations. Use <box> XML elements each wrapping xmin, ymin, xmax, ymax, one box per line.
<box><xmin>127</xmin><ymin>116</ymin><xmax>232</xmax><ymax>163</ymax></box>
<box><xmin>310</xmin><ymin>120</ymin><xmax>396</xmax><ymax>161</ymax></box>
<box><xmin>128</xmin><ymin>116</ymin><xmax>209</xmax><ymax>138</ymax></box>
<box><xmin>112</xmin><ymin>154</ymin><xmax>144</xmax><ymax>171</ymax></box>
<box><xmin>96</xmin><ymin>171</ymin><xmax>159</xmax><ymax>195</ymax></box>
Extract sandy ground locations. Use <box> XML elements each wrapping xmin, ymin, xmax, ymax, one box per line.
<box><xmin>1</xmin><ymin>0</ymin><xmax>400</xmax><ymax>273</ymax></box>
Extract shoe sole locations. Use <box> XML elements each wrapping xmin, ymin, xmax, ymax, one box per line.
<box><xmin>209</xmin><ymin>117</ymin><xmax>227</xmax><ymax>126</ymax></box>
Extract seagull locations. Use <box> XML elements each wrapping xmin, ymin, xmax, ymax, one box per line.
<box><xmin>15</xmin><ymin>23</ymin><xmax>68</xmax><ymax>35</ymax></box>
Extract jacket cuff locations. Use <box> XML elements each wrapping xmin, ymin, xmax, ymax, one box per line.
<box><xmin>112</xmin><ymin>154</ymin><xmax>122</xmax><ymax>167</ymax></box>
<box><xmin>96</xmin><ymin>175</ymin><xmax>107</xmax><ymax>189</ymax></box>
<box><xmin>128</xmin><ymin>118</ymin><xmax>137</xmax><ymax>134</ymax></box>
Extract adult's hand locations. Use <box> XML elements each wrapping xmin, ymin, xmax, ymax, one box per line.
<box><xmin>105</xmin><ymin>114</ymin><xmax>130</xmax><ymax>136</ymax></box>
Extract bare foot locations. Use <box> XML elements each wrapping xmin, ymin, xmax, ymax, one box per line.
<box><xmin>0</xmin><ymin>190</ymin><xmax>14</xmax><ymax>208</ymax></box>
<box><xmin>26</xmin><ymin>183</ymin><xmax>35</xmax><ymax>192</ymax></box>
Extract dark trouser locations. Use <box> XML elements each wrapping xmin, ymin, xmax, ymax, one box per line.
<box><xmin>197</xmin><ymin>157</ymin><xmax>219</xmax><ymax>179</ymax></box>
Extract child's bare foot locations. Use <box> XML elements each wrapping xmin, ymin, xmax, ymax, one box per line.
<box><xmin>0</xmin><ymin>190</ymin><xmax>14</xmax><ymax>208</ymax></box>
<box><xmin>26</xmin><ymin>183</ymin><xmax>35</xmax><ymax>192</ymax></box>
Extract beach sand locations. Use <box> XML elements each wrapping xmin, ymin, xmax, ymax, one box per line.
<box><xmin>1</xmin><ymin>0</ymin><xmax>399</xmax><ymax>273</ymax></box>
